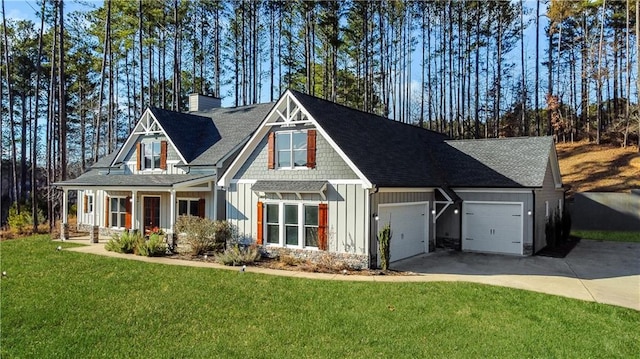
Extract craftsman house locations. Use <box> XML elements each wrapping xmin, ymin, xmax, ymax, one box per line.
<box><xmin>218</xmin><ymin>90</ymin><xmax>564</xmax><ymax>268</ymax></box>
<box><xmin>55</xmin><ymin>94</ymin><xmax>272</xmax><ymax>242</ymax></box>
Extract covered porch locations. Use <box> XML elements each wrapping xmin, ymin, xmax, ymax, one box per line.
<box><xmin>55</xmin><ymin>174</ymin><xmax>218</xmax><ymax>242</ymax></box>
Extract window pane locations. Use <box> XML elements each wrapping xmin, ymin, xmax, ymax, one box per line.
<box><xmin>154</xmin><ymin>155</ymin><xmax>161</xmax><ymax>168</ymax></box>
<box><xmin>144</xmin><ymin>157</ymin><xmax>151</xmax><ymax>168</ymax></box>
<box><xmin>277</xmin><ymin>151</ymin><xmax>291</xmax><ymax>168</ymax></box>
<box><xmin>119</xmin><ymin>198</ymin><xmax>127</xmax><ymax>212</ymax></box>
<box><xmin>120</xmin><ymin>214</ymin><xmax>126</xmax><ymax>227</ymax></box>
<box><xmin>153</xmin><ymin>142</ymin><xmax>161</xmax><ymax>154</ymax></box>
<box><xmin>266</xmin><ymin>204</ymin><xmax>279</xmax><ymax>223</ymax></box>
<box><xmin>111</xmin><ymin>213</ymin><xmax>117</xmax><ymax>227</ymax></box>
<box><xmin>305</xmin><ymin>227</ymin><xmax>318</xmax><ymax>247</ymax></box>
<box><xmin>285</xmin><ymin>226</ymin><xmax>298</xmax><ymax>245</ymax></box>
<box><xmin>178</xmin><ymin>200</ymin><xmax>188</xmax><ymax>216</ymax></box>
<box><xmin>190</xmin><ymin>200</ymin><xmax>199</xmax><ymax>217</ymax></box>
<box><xmin>293</xmin><ymin>132</ymin><xmax>307</xmax><ymax>150</ymax></box>
<box><xmin>293</xmin><ymin>150</ymin><xmax>307</xmax><ymax>167</ymax></box>
<box><xmin>284</xmin><ymin>205</ymin><xmax>298</xmax><ymax>224</ymax></box>
<box><xmin>276</xmin><ymin>133</ymin><xmax>291</xmax><ymax>150</ymax></box>
<box><xmin>304</xmin><ymin>206</ymin><xmax>318</xmax><ymax>226</ymax></box>
<box><xmin>267</xmin><ymin>224</ymin><xmax>279</xmax><ymax>244</ymax></box>
<box><xmin>111</xmin><ymin>198</ymin><xmax>118</xmax><ymax>209</ymax></box>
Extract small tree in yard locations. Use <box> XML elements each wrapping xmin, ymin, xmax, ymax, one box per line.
<box><xmin>378</xmin><ymin>223</ymin><xmax>392</xmax><ymax>270</ymax></box>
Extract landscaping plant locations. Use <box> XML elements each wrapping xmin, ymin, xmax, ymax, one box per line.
<box><xmin>105</xmin><ymin>231</ymin><xmax>142</xmax><ymax>254</ymax></box>
<box><xmin>175</xmin><ymin>216</ymin><xmax>230</xmax><ymax>255</ymax></box>
<box><xmin>214</xmin><ymin>244</ymin><xmax>261</xmax><ymax>266</ymax></box>
<box><xmin>136</xmin><ymin>234</ymin><xmax>167</xmax><ymax>257</ymax></box>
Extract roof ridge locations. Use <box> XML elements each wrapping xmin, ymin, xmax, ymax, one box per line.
<box><xmin>288</xmin><ymin>89</ymin><xmax>448</xmax><ymax>138</ymax></box>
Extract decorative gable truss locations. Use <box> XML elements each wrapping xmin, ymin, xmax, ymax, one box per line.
<box><xmin>218</xmin><ymin>90</ymin><xmax>372</xmax><ymax>189</ymax></box>
<box><xmin>111</xmin><ymin>108</ymin><xmax>187</xmax><ymax>172</ymax></box>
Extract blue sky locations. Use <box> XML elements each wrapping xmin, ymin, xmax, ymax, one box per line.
<box><xmin>3</xmin><ymin>0</ymin><xmax>555</xmax><ymax>110</ymax></box>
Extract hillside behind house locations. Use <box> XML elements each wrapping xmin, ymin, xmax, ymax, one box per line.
<box><xmin>557</xmin><ymin>141</ymin><xmax>640</xmax><ymax>198</ymax></box>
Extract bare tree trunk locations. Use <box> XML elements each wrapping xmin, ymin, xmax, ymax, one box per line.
<box><xmin>637</xmin><ymin>0</ymin><xmax>639</xmax><ymax>152</ymax></box>
<box><xmin>521</xmin><ymin>0</ymin><xmax>528</xmax><ymax>136</ymax></box>
<box><xmin>47</xmin><ymin>5</ymin><xmax>58</xmax><ymax>232</ymax></box>
<box><xmin>623</xmin><ymin>0</ymin><xmax>631</xmax><ymax>147</ymax></box>
<box><xmin>32</xmin><ymin>0</ymin><xmax>46</xmax><ymax>232</ymax></box>
<box><xmin>535</xmin><ymin>0</ymin><xmax>541</xmax><ymax>136</ymax></box>
<box><xmin>596</xmin><ymin>0</ymin><xmax>606</xmax><ymax>145</ymax></box>
<box><xmin>94</xmin><ymin>0</ymin><xmax>111</xmax><ymax>162</ymax></box>
<box><xmin>2</xmin><ymin>0</ymin><xmax>19</xmax><ymax>212</ymax></box>
<box><xmin>139</xmin><ymin>0</ymin><xmax>144</xmax><ymax>110</ymax></box>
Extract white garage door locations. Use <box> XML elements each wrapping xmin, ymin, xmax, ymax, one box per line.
<box><xmin>378</xmin><ymin>202</ymin><xmax>429</xmax><ymax>262</ymax></box>
<box><xmin>462</xmin><ymin>202</ymin><xmax>523</xmax><ymax>255</ymax></box>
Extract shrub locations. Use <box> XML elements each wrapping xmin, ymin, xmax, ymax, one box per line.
<box><xmin>7</xmin><ymin>202</ymin><xmax>45</xmax><ymax>235</ymax></box>
<box><xmin>175</xmin><ymin>216</ymin><xmax>229</xmax><ymax>255</ymax></box>
<box><xmin>136</xmin><ymin>234</ymin><xmax>167</xmax><ymax>257</ymax></box>
<box><xmin>105</xmin><ymin>231</ymin><xmax>142</xmax><ymax>254</ymax></box>
<box><xmin>214</xmin><ymin>244</ymin><xmax>261</xmax><ymax>266</ymax></box>
<box><xmin>378</xmin><ymin>223</ymin><xmax>392</xmax><ymax>270</ymax></box>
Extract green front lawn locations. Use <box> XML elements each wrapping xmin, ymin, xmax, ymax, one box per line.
<box><xmin>572</xmin><ymin>230</ymin><xmax>640</xmax><ymax>243</ymax></box>
<box><xmin>1</xmin><ymin>236</ymin><xmax>639</xmax><ymax>358</ymax></box>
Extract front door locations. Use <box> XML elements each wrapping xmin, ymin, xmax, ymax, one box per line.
<box><xmin>144</xmin><ymin>197</ymin><xmax>161</xmax><ymax>233</ymax></box>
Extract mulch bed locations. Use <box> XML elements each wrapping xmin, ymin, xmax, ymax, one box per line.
<box><xmin>168</xmin><ymin>252</ymin><xmax>412</xmax><ymax>276</ymax></box>
<box><xmin>536</xmin><ymin>236</ymin><xmax>581</xmax><ymax>258</ymax></box>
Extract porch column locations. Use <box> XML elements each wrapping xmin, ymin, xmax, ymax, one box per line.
<box><xmin>131</xmin><ymin>190</ymin><xmax>138</xmax><ymax>234</ymax></box>
<box><xmin>90</xmin><ymin>190</ymin><xmax>99</xmax><ymax>243</ymax></box>
<box><xmin>212</xmin><ymin>181</ymin><xmax>218</xmax><ymax>220</ymax></box>
<box><xmin>61</xmin><ymin>188</ymin><xmax>69</xmax><ymax>240</ymax></box>
<box><xmin>168</xmin><ymin>189</ymin><xmax>176</xmax><ymax>238</ymax></box>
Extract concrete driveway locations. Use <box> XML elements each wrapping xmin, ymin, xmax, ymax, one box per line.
<box><xmin>392</xmin><ymin>239</ymin><xmax>640</xmax><ymax>310</ymax></box>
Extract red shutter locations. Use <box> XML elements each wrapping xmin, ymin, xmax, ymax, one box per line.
<box><xmin>198</xmin><ymin>198</ymin><xmax>205</xmax><ymax>218</ymax></box>
<box><xmin>125</xmin><ymin>196</ymin><xmax>132</xmax><ymax>229</ymax></box>
<box><xmin>267</xmin><ymin>132</ymin><xmax>275</xmax><ymax>169</ymax></box>
<box><xmin>318</xmin><ymin>203</ymin><xmax>328</xmax><ymax>250</ymax></box>
<box><xmin>83</xmin><ymin>195</ymin><xmax>88</xmax><ymax>213</ymax></box>
<box><xmin>307</xmin><ymin>129</ymin><xmax>316</xmax><ymax>169</ymax></box>
<box><xmin>104</xmin><ymin>196</ymin><xmax>110</xmax><ymax>227</ymax></box>
<box><xmin>136</xmin><ymin>143</ymin><xmax>142</xmax><ymax>171</ymax></box>
<box><xmin>256</xmin><ymin>201</ymin><xmax>264</xmax><ymax>245</ymax></box>
<box><xmin>160</xmin><ymin>141</ymin><xmax>168</xmax><ymax>170</ymax></box>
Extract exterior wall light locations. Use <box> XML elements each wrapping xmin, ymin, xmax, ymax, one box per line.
<box><xmin>431</xmin><ymin>209</ymin><xmax>436</xmax><ymax>215</ymax></box>
<box><xmin>527</xmin><ymin>210</ymin><xmax>532</xmax><ymax>216</ymax></box>
<box><xmin>454</xmin><ymin>209</ymin><xmax>459</xmax><ymax>214</ymax></box>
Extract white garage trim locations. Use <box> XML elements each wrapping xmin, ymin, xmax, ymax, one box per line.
<box><xmin>377</xmin><ymin>201</ymin><xmax>429</xmax><ymax>262</ymax></box>
<box><xmin>462</xmin><ymin>201</ymin><xmax>524</xmax><ymax>255</ymax></box>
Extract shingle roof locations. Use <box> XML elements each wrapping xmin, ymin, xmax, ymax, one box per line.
<box><xmin>289</xmin><ymin>90</ymin><xmax>554</xmax><ymax>189</ymax></box>
<box><xmin>188</xmin><ymin>103</ymin><xmax>273</xmax><ymax>166</ymax></box>
<box><xmin>289</xmin><ymin>90</ymin><xmax>448</xmax><ymax>187</ymax></box>
<box><xmin>54</xmin><ymin>172</ymin><xmax>213</xmax><ymax>187</ymax></box>
<box><xmin>443</xmin><ymin>137</ymin><xmax>554</xmax><ymax>187</ymax></box>
<box><xmin>149</xmin><ymin>107</ymin><xmax>221</xmax><ymax>163</ymax></box>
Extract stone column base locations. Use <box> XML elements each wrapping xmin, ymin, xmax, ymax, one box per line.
<box><xmin>61</xmin><ymin>223</ymin><xmax>70</xmax><ymax>241</ymax></box>
<box><xmin>90</xmin><ymin>226</ymin><xmax>100</xmax><ymax>243</ymax></box>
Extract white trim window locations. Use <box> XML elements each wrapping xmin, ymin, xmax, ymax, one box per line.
<box><xmin>178</xmin><ymin>198</ymin><xmax>201</xmax><ymax>217</ymax></box>
<box><xmin>110</xmin><ymin>197</ymin><xmax>127</xmax><ymax>228</ymax></box>
<box><xmin>276</xmin><ymin>131</ymin><xmax>307</xmax><ymax>168</ymax></box>
<box><xmin>265</xmin><ymin>202</ymin><xmax>319</xmax><ymax>248</ymax></box>
<box><xmin>143</xmin><ymin>142</ymin><xmax>162</xmax><ymax>170</ymax></box>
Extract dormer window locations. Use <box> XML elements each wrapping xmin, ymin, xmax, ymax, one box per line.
<box><xmin>277</xmin><ymin>131</ymin><xmax>307</xmax><ymax>168</ymax></box>
<box><xmin>267</xmin><ymin>129</ymin><xmax>316</xmax><ymax>170</ymax></box>
<box><xmin>144</xmin><ymin>142</ymin><xmax>161</xmax><ymax>169</ymax></box>
<box><xmin>136</xmin><ymin>140</ymin><xmax>167</xmax><ymax>171</ymax></box>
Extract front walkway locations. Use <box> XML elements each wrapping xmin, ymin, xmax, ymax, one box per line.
<box><xmin>60</xmin><ymin>237</ymin><xmax>640</xmax><ymax>311</ymax></box>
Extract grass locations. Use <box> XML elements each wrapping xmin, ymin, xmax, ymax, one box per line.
<box><xmin>572</xmin><ymin>230</ymin><xmax>640</xmax><ymax>243</ymax></box>
<box><xmin>2</xmin><ymin>236</ymin><xmax>639</xmax><ymax>358</ymax></box>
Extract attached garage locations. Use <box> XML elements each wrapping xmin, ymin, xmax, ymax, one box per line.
<box><xmin>462</xmin><ymin>202</ymin><xmax>523</xmax><ymax>255</ymax></box>
<box><xmin>378</xmin><ymin>202</ymin><xmax>429</xmax><ymax>262</ymax></box>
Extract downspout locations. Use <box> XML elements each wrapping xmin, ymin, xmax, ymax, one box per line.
<box><xmin>531</xmin><ymin>189</ymin><xmax>536</xmax><ymax>254</ymax></box>
<box><xmin>368</xmin><ymin>185</ymin><xmax>379</xmax><ymax>269</ymax></box>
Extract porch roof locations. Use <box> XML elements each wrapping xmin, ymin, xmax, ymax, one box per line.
<box><xmin>53</xmin><ymin>173</ymin><xmax>214</xmax><ymax>189</ymax></box>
